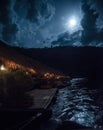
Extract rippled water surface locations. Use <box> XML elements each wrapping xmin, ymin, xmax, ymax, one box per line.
<box><xmin>51</xmin><ymin>78</ymin><xmax>103</xmax><ymax>128</ymax></box>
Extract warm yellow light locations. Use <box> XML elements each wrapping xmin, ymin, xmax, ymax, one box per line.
<box><xmin>44</xmin><ymin>73</ymin><xmax>55</xmax><ymax>79</ymax></box>
<box><xmin>0</xmin><ymin>65</ymin><xmax>7</xmax><ymax>71</ymax></box>
<box><xmin>27</xmin><ymin>68</ymin><xmax>36</xmax><ymax>74</ymax></box>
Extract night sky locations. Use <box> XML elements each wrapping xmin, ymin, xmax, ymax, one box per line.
<box><xmin>0</xmin><ymin>0</ymin><xmax>103</xmax><ymax>48</ymax></box>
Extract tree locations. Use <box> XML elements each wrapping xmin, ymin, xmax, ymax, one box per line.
<box><xmin>81</xmin><ymin>0</ymin><xmax>99</xmax><ymax>45</ymax></box>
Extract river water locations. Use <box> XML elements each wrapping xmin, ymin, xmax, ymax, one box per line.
<box><xmin>41</xmin><ymin>78</ymin><xmax>103</xmax><ymax>130</ymax></box>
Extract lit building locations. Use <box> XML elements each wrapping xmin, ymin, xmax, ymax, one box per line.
<box><xmin>0</xmin><ymin>57</ymin><xmax>37</xmax><ymax>74</ymax></box>
<box><xmin>0</xmin><ymin>65</ymin><xmax>7</xmax><ymax>71</ymax></box>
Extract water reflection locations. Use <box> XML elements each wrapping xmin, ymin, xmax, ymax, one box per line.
<box><xmin>51</xmin><ymin>78</ymin><xmax>103</xmax><ymax>128</ymax></box>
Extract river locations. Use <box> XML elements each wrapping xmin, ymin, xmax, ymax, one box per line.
<box><xmin>41</xmin><ymin>78</ymin><xmax>103</xmax><ymax>130</ymax></box>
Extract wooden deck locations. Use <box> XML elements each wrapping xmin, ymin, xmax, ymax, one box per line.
<box><xmin>28</xmin><ymin>88</ymin><xmax>58</xmax><ymax>110</ymax></box>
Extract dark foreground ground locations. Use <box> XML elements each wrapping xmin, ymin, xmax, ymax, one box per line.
<box><xmin>0</xmin><ymin>45</ymin><xmax>103</xmax><ymax>129</ymax></box>
<box><xmin>0</xmin><ymin>78</ymin><xmax>103</xmax><ymax>130</ymax></box>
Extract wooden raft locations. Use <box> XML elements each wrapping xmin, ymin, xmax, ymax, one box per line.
<box><xmin>28</xmin><ymin>88</ymin><xmax>57</xmax><ymax>110</ymax></box>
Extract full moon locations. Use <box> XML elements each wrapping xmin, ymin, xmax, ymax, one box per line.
<box><xmin>69</xmin><ymin>18</ymin><xmax>77</xmax><ymax>27</ymax></box>
<box><xmin>65</xmin><ymin>16</ymin><xmax>78</xmax><ymax>30</ymax></box>
<box><xmin>64</xmin><ymin>16</ymin><xmax>81</xmax><ymax>33</ymax></box>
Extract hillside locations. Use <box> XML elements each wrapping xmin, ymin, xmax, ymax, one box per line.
<box><xmin>19</xmin><ymin>46</ymin><xmax>103</xmax><ymax>87</ymax></box>
<box><xmin>0</xmin><ymin>41</ymin><xmax>68</xmax><ymax>109</ymax></box>
<box><xmin>1</xmin><ymin>40</ymin><xmax>103</xmax><ymax>87</ymax></box>
<box><xmin>0</xmin><ymin>40</ymin><xmax>62</xmax><ymax>76</ymax></box>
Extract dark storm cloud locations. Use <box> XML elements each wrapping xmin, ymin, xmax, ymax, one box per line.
<box><xmin>89</xmin><ymin>0</ymin><xmax>103</xmax><ymax>11</ymax></box>
<box><xmin>1</xmin><ymin>0</ymin><xmax>103</xmax><ymax>48</ymax></box>
<box><xmin>2</xmin><ymin>24</ymin><xmax>18</xmax><ymax>44</ymax></box>
<box><xmin>0</xmin><ymin>0</ymin><xmax>18</xmax><ymax>44</ymax></box>
<box><xmin>13</xmin><ymin>0</ymin><xmax>28</xmax><ymax>19</ymax></box>
<box><xmin>51</xmin><ymin>30</ymin><xmax>82</xmax><ymax>47</ymax></box>
<box><xmin>81</xmin><ymin>0</ymin><xmax>99</xmax><ymax>45</ymax></box>
<box><xmin>0</xmin><ymin>0</ymin><xmax>55</xmax><ymax>47</ymax></box>
<box><xmin>14</xmin><ymin>0</ymin><xmax>55</xmax><ymax>25</ymax></box>
<box><xmin>26</xmin><ymin>0</ymin><xmax>38</xmax><ymax>23</ymax></box>
<box><xmin>25</xmin><ymin>0</ymin><xmax>54</xmax><ymax>23</ymax></box>
<box><xmin>0</xmin><ymin>0</ymin><xmax>10</xmax><ymax>24</ymax></box>
<box><xmin>88</xmin><ymin>0</ymin><xmax>103</xmax><ymax>24</ymax></box>
<box><xmin>80</xmin><ymin>0</ymin><xmax>103</xmax><ymax>45</ymax></box>
<box><xmin>89</xmin><ymin>0</ymin><xmax>103</xmax><ymax>45</ymax></box>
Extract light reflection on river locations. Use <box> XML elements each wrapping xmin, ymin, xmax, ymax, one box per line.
<box><xmin>51</xmin><ymin>78</ymin><xmax>103</xmax><ymax>129</ymax></box>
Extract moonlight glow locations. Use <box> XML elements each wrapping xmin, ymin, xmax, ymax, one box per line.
<box><xmin>67</xmin><ymin>17</ymin><xmax>77</xmax><ymax>29</ymax></box>
<box><xmin>64</xmin><ymin>16</ymin><xmax>81</xmax><ymax>33</ymax></box>
<box><xmin>69</xmin><ymin>18</ymin><xmax>77</xmax><ymax>27</ymax></box>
